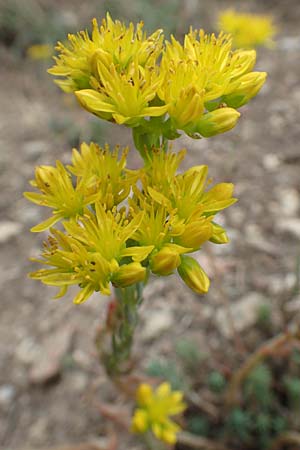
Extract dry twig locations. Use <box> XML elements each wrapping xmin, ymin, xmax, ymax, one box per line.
<box><xmin>186</xmin><ymin>390</ymin><xmax>219</xmax><ymax>421</ymax></box>
<box><xmin>268</xmin><ymin>431</ymin><xmax>300</xmax><ymax>450</ymax></box>
<box><xmin>177</xmin><ymin>431</ymin><xmax>230</xmax><ymax>450</ymax></box>
<box><xmin>225</xmin><ymin>327</ymin><xmax>300</xmax><ymax>407</ymax></box>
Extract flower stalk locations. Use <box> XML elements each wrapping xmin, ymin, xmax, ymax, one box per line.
<box><xmin>97</xmin><ymin>282</ymin><xmax>144</xmax><ymax>376</ymax></box>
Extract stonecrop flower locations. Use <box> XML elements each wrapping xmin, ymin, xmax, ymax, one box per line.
<box><xmin>68</xmin><ymin>142</ymin><xmax>132</xmax><ymax>209</ymax></box>
<box><xmin>23</xmin><ymin>160</ymin><xmax>100</xmax><ymax>232</ymax></box>
<box><xmin>132</xmin><ymin>382</ymin><xmax>186</xmax><ymax>444</ymax></box>
<box><xmin>26</xmin><ymin>144</ymin><xmax>236</xmax><ymax>302</ymax></box>
<box><xmin>48</xmin><ymin>14</ymin><xmax>267</xmax><ymax>139</ymax></box>
<box><xmin>30</xmin><ymin>204</ymin><xmax>153</xmax><ymax>303</ymax></box>
<box><xmin>49</xmin><ymin>13</ymin><xmax>163</xmax><ymax>91</ymax></box>
<box><xmin>218</xmin><ymin>10</ymin><xmax>277</xmax><ymax>49</ymax></box>
<box><xmin>48</xmin><ymin>13</ymin><xmax>166</xmax><ymax>125</ymax></box>
<box><xmin>158</xmin><ymin>29</ymin><xmax>266</xmax><ymax>136</ymax></box>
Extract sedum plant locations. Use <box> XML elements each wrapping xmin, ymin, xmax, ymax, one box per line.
<box><xmin>25</xmin><ymin>14</ymin><xmax>267</xmax><ymax>443</ymax></box>
<box><xmin>218</xmin><ymin>10</ymin><xmax>277</xmax><ymax>49</ymax></box>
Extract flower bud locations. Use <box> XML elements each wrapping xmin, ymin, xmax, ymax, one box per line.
<box><xmin>178</xmin><ymin>255</ymin><xmax>210</xmax><ymax>294</ymax></box>
<box><xmin>223</xmin><ymin>72</ymin><xmax>267</xmax><ymax>108</ymax></box>
<box><xmin>189</xmin><ymin>108</ymin><xmax>240</xmax><ymax>138</ymax></box>
<box><xmin>176</xmin><ymin>219</ymin><xmax>213</xmax><ymax>250</ymax></box>
<box><xmin>150</xmin><ymin>245</ymin><xmax>182</xmax><ymax>276</ymax></box>
<box><xmin>209</xmin><ymin>222</ymin><xmax>229</xmax><ymax>244</ymax></box>
<box><xmin>112</xmin><ymin>262</ymin><xmax>146</xmax><ymax>287</ymax></box>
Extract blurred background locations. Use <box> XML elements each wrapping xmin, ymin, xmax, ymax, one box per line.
<box><xmin>1</xmin><ymin>1</ymin><xmax>300</xmax><ymax>449</ymax></box>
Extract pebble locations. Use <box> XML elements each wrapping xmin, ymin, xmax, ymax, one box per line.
<box><xmin>277</xmin><ymin>218</ymin><xmax>300</xmax><ymax>239</ymax></box>
<box><xmin>16</xmin><ymin>337</ymin><xmax>42</xmax><ymax>365</ymax></box>
<box><xmin>22</xmin><ymin>140</ymin><xmax>49</xmax><ymax>160</ymax></box>
<box><xmin>0</xmin><ymin>384</ymin><xmax>16</xmax><ymax>406</ymax></box>
<box><xmin>29</xmin><ymin>327</ymin><xmax>74</xmax><ymax>385</ymax></box>
<box><xmin>277</xmin><ymin>188</ymin><xmax>299</xmax><ymax>216</ymax></box>
<box><xmin>0</xmin><ymin>221</ymin><xmax>22</xmax><ymax>244</ymax></box>
<box><xmin>245</xmin><ymin>224</ymin><xmax>278</xmax><ymax>256</ymax></box>
<box><xmin>141</xmin><ymin>307</ymin><xmax>174</xmax><ymax>341</ymax></box>
<box><xmin>278</xmin><ymin>36</ymin><xmax>300</xmax><ymax>51</ymax></box>
<box><xmin>215</xmin><ymin>292</ymin><xmax>268</xmax><ymax>338</ymax></box>
<box><xmin>263</xmin><ymin>153</ymin><xmax>281</xmax><ymax>171</ymax></box>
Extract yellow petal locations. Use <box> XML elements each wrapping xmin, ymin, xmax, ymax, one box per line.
<box><xmin>30</xmin><ymin>215</ymin><xmax>62</xmax><ymax>232</ymax></box>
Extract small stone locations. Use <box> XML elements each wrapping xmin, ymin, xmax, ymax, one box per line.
<box><xmin>285</xmin><ymin>295</ymin><xmax>300</xmax><ymax>313</ymax></box>
<box><xmin>46</xmin><ymin>443</ymin><xmax>110</xmax><ymax>450</ymax></box>
<box><xmin>0</xmin><ymin>384</ymin><xmax>15</xmax><ymax>406</ymax></box>
<box><xmin>278</xmin><ymin>36</ymin><xmax>300</xmax><ymax>51</ymax></box>
<box><xmin>263</xmin><ymin>153</ymin><xmax>280</xmax><ymax>171</ymax></box>
<box><xmin>68</xmin><ymin>372</ymin><xmax>88</xmax><ymax>392</ymax></box>
<box><xmin>0</xmin><ymin>221</ymin><xmax>22</xmax><ymax>244</ymax></box>
<box><xmin>29</xmin><ymin>416</ymin><xmax>49</xmax><ymax>444</ymax></box>
<box><xmin>23</xmin><ymin>140</ymin><xmax>49</xmax><ymax>160</ymax></box>
<box><xmin>277</xmin><ymin>188</ymin><xmax>299</xmax><ymax>216</ymax></box>
<box><xmin>29</xmin><ymin>327</ymin><xmax>74</xmax><ymax>385</ymax></box>
<box><xmin>18</xmin><ymin>204</ymin><xmax>41</xmax><ymax>226</ymax></box>
<box><xmin>245</xmin><ymin>224</ymin><xmax>278</xmax><ymax>256</ymax></box>
<box><xmin>16</xmin><ymin>337</ymin><xmax>41</xmax><ymax>365</ymax></box>
<box><xmin>277</xmin><ymin>218</ymin><xmax>300</xmax><ymax>239</ymax></box>
<box><xmin>266</xmin><ymin>273</ymin><xmax>296</xmax><ymax>296</ymax></box>
<box><xmin>216</xmin><ymin>293</ymin><xmax>268</xmax><ymax>338</ymax></box>
<box><xmin>141</xmin><ymin>307</ymin><xmax>174</xmax><ymax>341</ymax></box>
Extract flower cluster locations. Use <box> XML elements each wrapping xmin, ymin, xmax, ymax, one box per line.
<box><xmin>218</xmin><ymin>10</ymin><xmax>276</xmax><ymax>49</ymax></box>
<box><xmin>25</xmin><ymin>143</ymin><xmax>236</xmax><ymax>303</ymax></box>
<box><xmin>132</xmin><ymin>382</ymin><xmax>186</xmax><ymax>444</ymax></box>
<box><xmin>48</xmin><ymin>13</ymin><xmax>266</xmax><ymax>139</ymax></box>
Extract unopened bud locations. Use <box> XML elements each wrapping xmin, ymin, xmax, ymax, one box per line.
<box><xmin>190</xmin><ymin>108</ymin><xmax>240</xmax><ymax>138</ymax></box>
<box><xmin>150</xmin><ymin>245</ymin><xmax>183</xmax><ymax>276</ymax></box>
<box><xmin>178</xmin><ymin>255</ymin><xmax>210</xmax><ymax>294</ymax></box>
<box><xmin>224</xmin><ymin>72</ymin><xmax>267</xmax><ymax>108</ymax></box>
<box><xmin>176</xmin><ymin>220</ymin><xmax>213</xmax><ymax>250</ymax></box>
<box><xmin>112</xmin><ymin>262</ymin><xmax>146</xmax><ymax>287</ymax></box>
<box><xmin>209</xmin><ymin>222</ymin><xmax>229</xmax><ymax>244</ymax></box>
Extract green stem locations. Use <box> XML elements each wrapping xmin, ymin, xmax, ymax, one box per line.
<box><xmin>101</xmin><ymin>282</ymin><xmax>144</xmax><ymax>376</ymax></box>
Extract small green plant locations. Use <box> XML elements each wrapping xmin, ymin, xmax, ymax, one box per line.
<box><xmin>146</xmin><ymin>359</ymin><xmax>186</xmax><ymax>390</ymax></box>
<box><xmin>225</xmin><ymin>408</ymin><xmax>252</xmax><ymax>443</ymax></box>
<box><xmin>208</xmin><ymin>371</ymin><xmax>226</xmax><ymax>393</ymax></box>
<box><xmin>187</xmin><ymin>415</ymin><xmax>209</xmax><ymax>436</ymax></box>
<box><xmin>256</xmin><ymin>303</ymin><xmax>272</xmax><ymax>330</ymax></box>
<box><xmin>284</xmin><ymin>375</ymin><xmax>300</xmax><ymax>410</ymax></box>
<box><xmin>175</xmin><ymin>338</ymin><xmax>205</xmax><ymax>370</ymax></box>
<box><xmin>244</xmin><ymin>364</ymin><xmax>273</xmax><ymax>409</ymax></box>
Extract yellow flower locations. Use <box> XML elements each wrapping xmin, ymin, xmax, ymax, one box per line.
<box><xmin>48</xmin><ymin>14</ymin><xmax>166</xmax><ymax>126</ymax></box>
<box><xmin>48</xmin><ymin>13</ymin><xmax>164</xmax><ymax>92</ymax></box>
<box><xmin>143</xmin><ymin>155</ymin><xmax>237</xmax><ymax>224</ymax></box>
<box><xmin>30</xmin><ymin>229</ymin><xmax>117</xmax><ymax>303</ymax></box>
<box><xmin>26</xmin><ymin>146</ymin><xmax>237</xmax><ymax>299</ymax></box>
<box><xmin>30</xmin><ymin>204</ymin><xmax>153</xmax><ymax>303</ymax></box>
<box><xmin>48</xmin><ymin>16</ymin><xmax>267</xmax><ymax>138</ymax></box>
<box><xmin>219</xmin><ymin>10</ymin><xmax>277</xmax><ymax>49</ymax></box>
<box><xmin>128</xmin><ymin>148</ymin><xmax>236</xmax><ymax>288</ymax></box>
<box><xmin>132</xmin><ymin>382</ymin><xmax>186</xmax><ymax>444</ymax></box>
<box><xmin>158</xmin><ymin>29</ymin><xmax>267</xmax><ymax>135</ymax></box>
<box><xmin>27</xmin><ymin>44</ymin><xmax>53</xmax><ymax>60</ymax></box>
<box><xmin>75</xmin><ymin>57</ymin><xmax>167</xmax><ymax>125</ymax></box>
<box><xmin>24</xmin><ymin>161</ymin><xmax>99</xmax><ymax>232</ymax></box>
<box><xmin>68</xmin><ymin>142</ymin><xmax>132</xmax><ymax>209</ymax></box>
